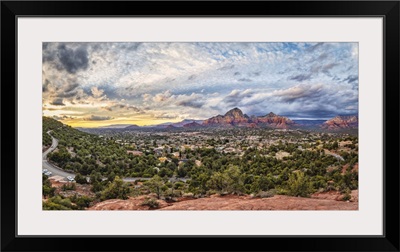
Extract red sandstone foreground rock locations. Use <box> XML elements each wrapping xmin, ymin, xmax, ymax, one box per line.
<box><xmin>88</xmin><ymin>191</ymin><xmax>358</xmax><ymax>211</ymax></box>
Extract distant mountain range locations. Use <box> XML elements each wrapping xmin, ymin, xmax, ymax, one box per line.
<box><xmin>321</xmin><ymin>115</ymin><xmax>358</xmax><ymax>130</ymax></box>
<box><xmin>98</xmin><ymin>124</ymin><xmax>139</xmax><ymax>129</ymax></box>
<box><xmin>151</xmin><ymin>119</ymin><xmax>205</xmax><ymax>128</ymax></box>
<box><xmin>82</xmin><ymin>108</ymin><xmax>358</xmax><ymax>131</ymax></box>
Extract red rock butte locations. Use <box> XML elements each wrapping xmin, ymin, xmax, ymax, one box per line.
<box><xmin>202</xmin><ymin>108</ymin><xmax>295</xmax><ymax>129</ymax></box>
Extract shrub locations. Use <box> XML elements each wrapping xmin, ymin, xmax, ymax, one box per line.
<box><xmin>75</xmin><ymin>173</ymin><xmax>88</xmax><ymax>184</ymax></box>
<box><xmin>164</xmin><ymin>188</ymin><xmax>181</xmax><ymax>198</ymax></box>
<box><xmin>206</xmin><ymin>189</ymin><xmax>218</xmax><ymax>196</ymax></box>
<box><xmin>207</xmin><ymin>165</ymin><xmax>245</xmax><ymax>195</ymax></box>
<box><xmin>100</xmin><ymin>176</ymin><xmax>130</xmax><ymax>201</ymax></box>
<box><xmin>75</xmin><ymin>196</ymin><xmax>94</xmax><ymax>209</ymax></box>
<box><xmin>342</xmin><ymin>193</ymin><xmax>351</xmax><ymax>201</ymax></box>
<box><xmin>174</xmin><ymin>181</ymin><xmax>185</xmax><ymax>190</ymax></box>
<box><xmin>61</xmin><ymin>182</ymin><xmax>76</xmax><ymax>191</ymax></box>
<box><xmin>43</xmin><ymin>196</ymin><xmax>73</xmax><ymax>210</ymax></box>
<box><xmin>141</xmin><ymin>198</ymin><xmax>159</xmax><ymax>209</ymax></box>
<box><xmin>286</xmin><ymin>171</ymin><xmax>313</xmax><ymax>197</ymax></box>
<box><xmin>43</xmin><ymin>185</ymin><xmax>56</xmax><ymax>198</ymax></box>
<box><xmin>144</xmin><ymin>175</ymin><xmax>164</xmax><ymax>199</ymax></box>
<box><xmin>342</xmin><ymin>188</ymin><xmax>352</xmax><ymax>201</ymax></box>
<box><xmin>43</xmin><ymin>175</ymin><xmax>55</xmax><ymax>197</ymax></box>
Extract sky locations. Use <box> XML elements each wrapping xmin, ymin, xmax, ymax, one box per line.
<box><xmin>42</xmin><ymin>42</ymin><xmax>358</xmax><ymax>127</ymax></box>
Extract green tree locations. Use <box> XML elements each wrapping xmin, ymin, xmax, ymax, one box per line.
<box><xmin>42</xmin><ymin>175</ymin><xmax>55</xmax><ymax>198</ymax></box>
<box><xmin>159</xmin><ymin>167</ymin><xmax>172</xmax><ymax>178</ymax></box>
<box><xmin>89</xmin><ymin>171</ymin><xmax>102</xmax><ymax>184</ymax></box>
<box><xmin>75</xmin><ymin>173</ymin><xmax>87</xmax><ymax>184</ymax></box>
<box><xmin>74</xmin><ymin>196</ymin><xmax>93</xmax><ymax>209</ymax></box>
<box><xmin>145</xmin><ymin>175</ymin><xmax>165</xmax><ymax>199</ymax></box>
<box><xmin>43</xmin><ymin>196</ymin><xmax>73</xmax><ymax>210</ymax></box>
<box><xmin>100</xmin><ymin>176</ymin><xmax>130</xmax><ymax>201</ymax></box>
<box><xmin>207</xmin><ymin>172</ymin><xmax>227</xmax><ymax>193</ymax></box>
<box><xmin>251</xmin><ymin>175</ymin><xmax>273</xmax><ymax>193</ymax></box>
<box><xmin>107</xmin><ymin>171</ymin><xmax>116</xmax><ymax>182</ymax></box>
<box><xmin>224</xmin><ymin>165</ymin><xmax>245</xmax><ymax>194</ymax></box>
<box><xmin>286</xmin><ymin>171</ymin><xmax>313</xmax><ymax>197</ymax></box>
<box><xmin>177</xmin><ymin>166</ymin><xmax>188</xmax><ymax>177</ymax></box>
<box><xmin>197</xmin><ymin>173</ymin><xmax>210</xmax><ymax>195</ymax></box>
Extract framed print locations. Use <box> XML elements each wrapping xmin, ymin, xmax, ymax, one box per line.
<box><xmin>1</xmin><ymin>1</ymin><xmax>399</xmax><ymax>251</ymax></box>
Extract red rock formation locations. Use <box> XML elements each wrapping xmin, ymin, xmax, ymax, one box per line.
<box><xmin>203</xmin><ymin>108</ymin><xmax>249</xmax><ymax>126</ymax></box>
<box><xmin>253</xmin><ymin>112</ymin><xmax>295</xmax><ymax>129</ymax></box>
<box><xmin>89</xmin><ymin>193</ymin><xmax>358</xmax><ymax>211</ymax></box>
<box><xmin>203</xmin><ymin>108</ymin><xmax>295</xmax><ymax>129</ymax></box>
<box><xmin>322</xmin><ymin>115</ymin><xmax>358</xmax><ymax>129</ymax></box>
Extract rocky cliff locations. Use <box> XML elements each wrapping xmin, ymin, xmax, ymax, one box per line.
<box><xmin>322</xmin><ymin>115</ymin><xmax>358</xmax><ymax>129</ymax></box>
<box><xmin>202</xmin><ymin>108</ymin><xmax>295</xmax><ymax>129</ymax></box>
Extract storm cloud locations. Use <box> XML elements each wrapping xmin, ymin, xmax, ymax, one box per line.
<box><xmin>57</xmin><ymin>44</ymin><xmax>89</xmax><ymax>74</ymax></box>
<box><xmin>50</xmin><ymin>98</ymin><xmax>65</xmax><ymax>106</ymax></box>
<box><xmin>176</xmin><ymin>99</ymin><xmax>205</xmax><ymax>108</ymax></box>
<box><xmin>42</xmin><ymin>42</ymin><xmax>358</xmax><ymax>126</ymax></box>
<box><xmin>222</xmin><ymin>89</ymin><xmax>255</xmax><ymax>107</ymax></box>
<box><xmin>64</xmin><ymin>83</ymin><xmax>80</xmax><ymax>93</ymax></box>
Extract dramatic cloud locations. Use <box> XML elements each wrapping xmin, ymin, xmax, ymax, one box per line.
<box><xmin>153</xmin><ymin>91</ymin><xmax>172</xmax><ymax>102</ymax></box>
<box><xmin>91</xmin><ymin>86</ymin><xmax>105</xmax><ymax>98</ymax></box>
<box><xmin>57</xmin><ymin>44</ymin><xmax>89</xmax><ymax>73</ymax></box>
<box><xmin>43</xmin><ymin>79</ymin><xmax>50</xmax><ymax>92</ymax></box>
<box><xmin>273</xmin><ymin>84</ymin><xmax>324</xmax><ymax>103</ymax></box>
<box><xmin>84</xmin><ymin>115</ymin><xmax>113</xmax><ymax>121</ymax></box>
<box><xmin>50</xmin><ymin>98</ymin><xmax>65</xmax><ymax>106</ymax></box>
<box><xmin>290</xmin><ymin>74</ymin><xmax>312</xmax><ymax>82</ymax></box>
<box><xmin>175</xmin><ymin>94</ymin><xmax>205</xmax><ymax>108</ymax></box>
<box><xmin>344</xmin><ymin>75</ymin><xmax>358</xmax><ymax>83</ymax></box>
<box><xmin>154</xmin><ymin>112</ymin><xmax>183</xmax><ymax>120</ymax></box>
<box><xmin>322</xmin><ymin>63</ymin><xmax>339</xmax><ymax>73</ymax></box>
<box><xmin>42</xmin><ymin>42</ymin><xmax>358</xmax><ymax>126</ymax></box>
<box><xmin>64</xmin><ymin>83</ymin><xmax>79</xmax><ymax>93</ymax></box>
<box><xmin>222</xmin><ymin>89</ymin><xmax>255</xmax><ymax>107</ymax></box>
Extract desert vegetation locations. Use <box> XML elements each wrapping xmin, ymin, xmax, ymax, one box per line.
<box><xmin>42</xmin><ymin>116</ymin><xmax>358</xmax><ymax>210</ymax></box>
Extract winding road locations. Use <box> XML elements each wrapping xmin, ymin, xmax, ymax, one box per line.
<box><xmin>329</xmin><ymin>153</ymin><xmax>345</xmax><ymax>161</ymax></box>
<box><xmin>324</xmin><ymin>149</ymin><xmax>345</xmax><ymax>161</ymax></box>
<box><xmin>42</xmin><ymin>131</ymin><xmax>188</xmax><ymax>183</ymax></box>
<box><xmin>42</xmin><ymin>131</ymin><xmax>75</xmax><ymax>179</ymax></box>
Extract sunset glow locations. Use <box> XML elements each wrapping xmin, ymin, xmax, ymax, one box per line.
<box><xmin>42</xmin><ymin>42</ymin><xmax>358</xmax><ymax>127</ymax></box>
